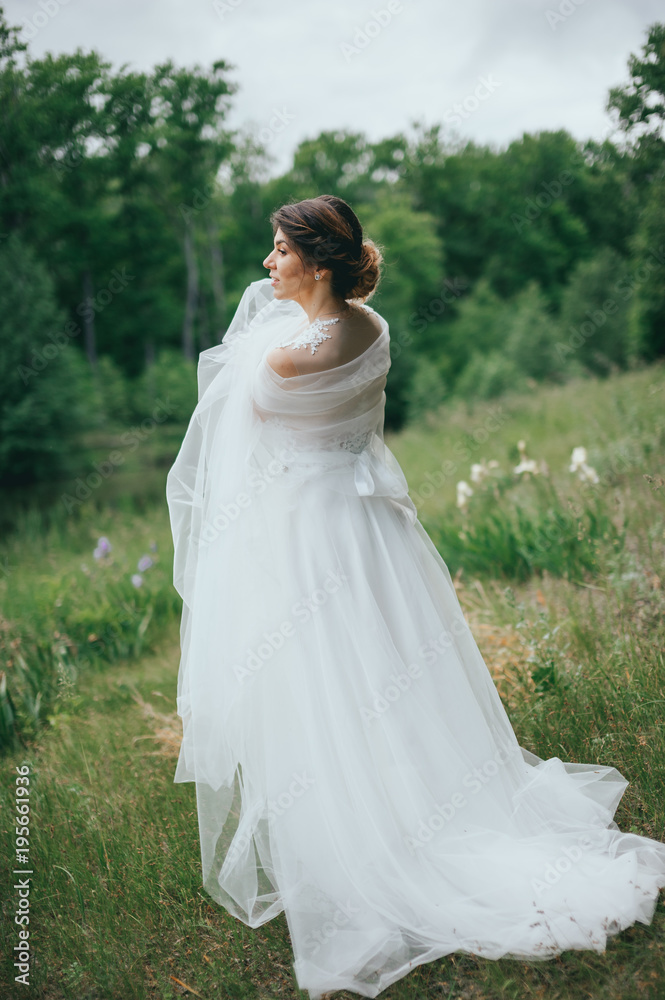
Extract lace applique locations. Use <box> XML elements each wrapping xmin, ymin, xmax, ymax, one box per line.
<box><xmin>333</xmin><ymin>429</ymin><xmax>374</xmax><ymax>455</ymax></box>
<box><xmin>262</xmin><ymin>417</ymin><xmax>374</xmax><ymax>458</ymax></box>
<box><xmin>277</xmin><ymin>317</ymin><xmax>340</xmax><ymax>355</ymax></box>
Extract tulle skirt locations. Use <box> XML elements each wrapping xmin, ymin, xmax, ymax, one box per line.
<box><xmin>173</xmin><ymin>462</ymin><xmax>665</xmax><ymax>999</ymax></box>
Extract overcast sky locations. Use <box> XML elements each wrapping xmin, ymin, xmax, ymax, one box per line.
<box><xmin>4</xmin><ymin>0</ymin><xmax>661</xmax><ymax>174</ymax></box>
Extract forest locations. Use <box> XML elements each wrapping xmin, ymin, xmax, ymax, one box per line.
<box><xmin>1</xmin><ymin>10</ymin><xmax>664</xmax><ymax>492</ymax></box>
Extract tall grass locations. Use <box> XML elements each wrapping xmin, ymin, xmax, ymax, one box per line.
<box><xmin>0</xmin><ymin>499</ymin><xmax>181</xmax><ymax>750</ymax></box>
<box><xmin>0</xmin><ymin>365</ymin><xmax>664</xmax><ymax>999</ymax></box>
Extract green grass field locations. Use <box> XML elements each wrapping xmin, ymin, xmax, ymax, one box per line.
<box><xmin>1</xmin><ymin>364</ymin><xmax>664</xmax><ymax>999</ymax></box>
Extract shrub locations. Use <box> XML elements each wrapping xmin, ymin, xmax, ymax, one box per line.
<box><xmin>133</xmin><ymin>348</ymin><xmax>197</xmax><ymax>423</ymax></box>
<box><xmin>454</xmin><ymin>350</ymin><xmax>525</xmax><ymax>401</ymax></box>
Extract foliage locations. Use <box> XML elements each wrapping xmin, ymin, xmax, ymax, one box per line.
<box><xmin>454</xmin><ymin>349</ymin><xmax>525</xmax><ymax>401</ymax></box>
<box><xmin>0</xmin><ymin>9</ymin><xmax>665</xmax><ymax>471</ymax></box>
<box><xmin>0</xmin><ymin>503</ymin><xmax>180</xmax><ymax>750</ymax></box>
<box><xmin>422</xmin><ymin>477</ymin><xmax>624</xmax><ymax>582</ymax></box>
<box><xmin>557</xmin><ymin>246</ymin><xmax>633</xmax><ymax>373</ymax></box>
<box><xmin>0</xmin><ymin>234</ymin><xmax>97</xmax><ymax>485</ymax></box>
<box><xmin>134</xmin><ymin>349</ymin><xmax>197</xmax><ymax>424</ymax></box>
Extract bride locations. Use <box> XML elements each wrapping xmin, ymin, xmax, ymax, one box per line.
<box><xmin>166</xmin><ymin>194</ymin><xmax>665</xmax><ymax>999</ymax></box>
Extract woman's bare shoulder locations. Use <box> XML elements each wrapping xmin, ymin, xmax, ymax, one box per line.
<box><xmin>266</xmin><ymin>305</ymin><xmax>384</xmax><ymax>379</ymax></box>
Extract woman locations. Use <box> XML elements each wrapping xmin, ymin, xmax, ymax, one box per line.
<box><xmin>166</xmin><ymin>194</ymin><xmax>665</xmax><ymax>999</ymax></box>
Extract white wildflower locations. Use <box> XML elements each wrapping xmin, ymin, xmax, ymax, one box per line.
<box><xmin>514</xmin><ymin>458</ymin><xmax>540</xmax><ymax>475</ymax></box>
<box><xmin>514</xmin><ymin>440</ymin><xmax>543</xmax><ymax>477</ymax></box>
<box><xmin>569</xmin><ymin>446</ymin><xmax>599</xmax><ymax>484</ymax></box>
<box><xmin>470</xmin><ymin>462</ymin><xmax>485</xmax><ymax>485</ymax></box>
<box><xmin>456</xmin><ymin>480</ymin><xmax>473</xmax><ymax>510</ymax></box>
<box><xmin>470</xmin><ymin>458</ymin><xmax>502</xmax><ymax>485</ymax></box>
<box><xmin>569</xmin><ymin>446</ymin><xmax>587</xmax><ymax>470</ymax></box>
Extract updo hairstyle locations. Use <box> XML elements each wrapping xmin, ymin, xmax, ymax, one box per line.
<box><xmin>269</xmin><ymin>194</ymin><xmax>383</xmax><ymax>302</ymax></box>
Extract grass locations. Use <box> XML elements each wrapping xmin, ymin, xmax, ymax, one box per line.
<box><xmin>1</xmin><ymin>364</ymin><xmax>664</xmax><ymax>998</ymax></box>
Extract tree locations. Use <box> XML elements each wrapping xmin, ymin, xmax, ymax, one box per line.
<box><xmin>148</xmin><ymin>59</ymin><xmax>237</xmax><ymax>359</ymax></box>
<box><xmin>607</xmin><ymin>21</ymin><xmax>665</xmax><ymax>183</ymax></box>
<box><xmin>0</xmin><ymin>234</ymin><xmax>96</xmax><ymax>485</ymax></box>
<box><xmin>607</xmin><ymin>23</ymin><xmax>665</xmax><ymax>357</ymax></box>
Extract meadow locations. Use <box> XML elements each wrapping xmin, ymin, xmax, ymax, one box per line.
<box><xmin>1</xmin><ymin>364</ymin><xmax>664</xmax><ymax>1000</ymax></box>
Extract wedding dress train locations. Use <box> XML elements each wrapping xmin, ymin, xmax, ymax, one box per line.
<box><xmin>166</xmin><ymin>278</ymin><xmax>665</xmax><ymax>998</ymax></box>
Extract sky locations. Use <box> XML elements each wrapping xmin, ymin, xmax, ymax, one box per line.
<box><xmin>3</xmin><ymin>0</ymin><xmax>661</xmax><ymax>175</ymax></box>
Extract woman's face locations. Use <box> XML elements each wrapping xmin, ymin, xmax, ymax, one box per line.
<box><xmin>263</xmin><ymin>227</ymin><xmax>311</xmax><ymax>301</ymax></box>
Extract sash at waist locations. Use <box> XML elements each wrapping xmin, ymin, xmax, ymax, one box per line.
<box><xmin>257</xmin><ymin>419</ymin><xmax>418</xmax><ymax>523</ymax></box>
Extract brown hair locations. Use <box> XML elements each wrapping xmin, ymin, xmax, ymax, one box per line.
<box><xmin>269</xmin><ymin>194</ymin><xmax>382</xmax><ymax>302</ymax></box>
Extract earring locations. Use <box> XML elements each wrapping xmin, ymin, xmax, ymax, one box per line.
<box><xmin>315</xmin><ymin>273</ymin><xmax>321</xmax><ymax>280</ymax></box>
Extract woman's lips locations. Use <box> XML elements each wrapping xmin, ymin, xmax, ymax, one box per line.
<box><xmin>271</xmin><ymin>277</ymin><xmax>279</xmax><ymax>286</ymax></box>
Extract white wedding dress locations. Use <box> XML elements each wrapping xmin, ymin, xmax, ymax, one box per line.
<box><xmin>166</xmin><ymin>278</ymin><xmax>665</xmax><ymax>998</ymax></box>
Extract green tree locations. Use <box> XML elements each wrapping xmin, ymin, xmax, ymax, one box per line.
<box><xmin>607</xmin><ymin>21</ymin><xmax>665</xmax><ymax>184</ymax></box>
<box><xmin>0</xmin><ymin>234</ymin><xmax>96</xmax><ymax>484</ymax></box>
<box><xmin>557</xmin><ymin>247</ymin><xmax>632</xmax><ymax>372</ymax></box>
<box><xmin>607</xmin><ymin>22</ymin><xmax>665</xmax><ymax>357</ymax></box>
